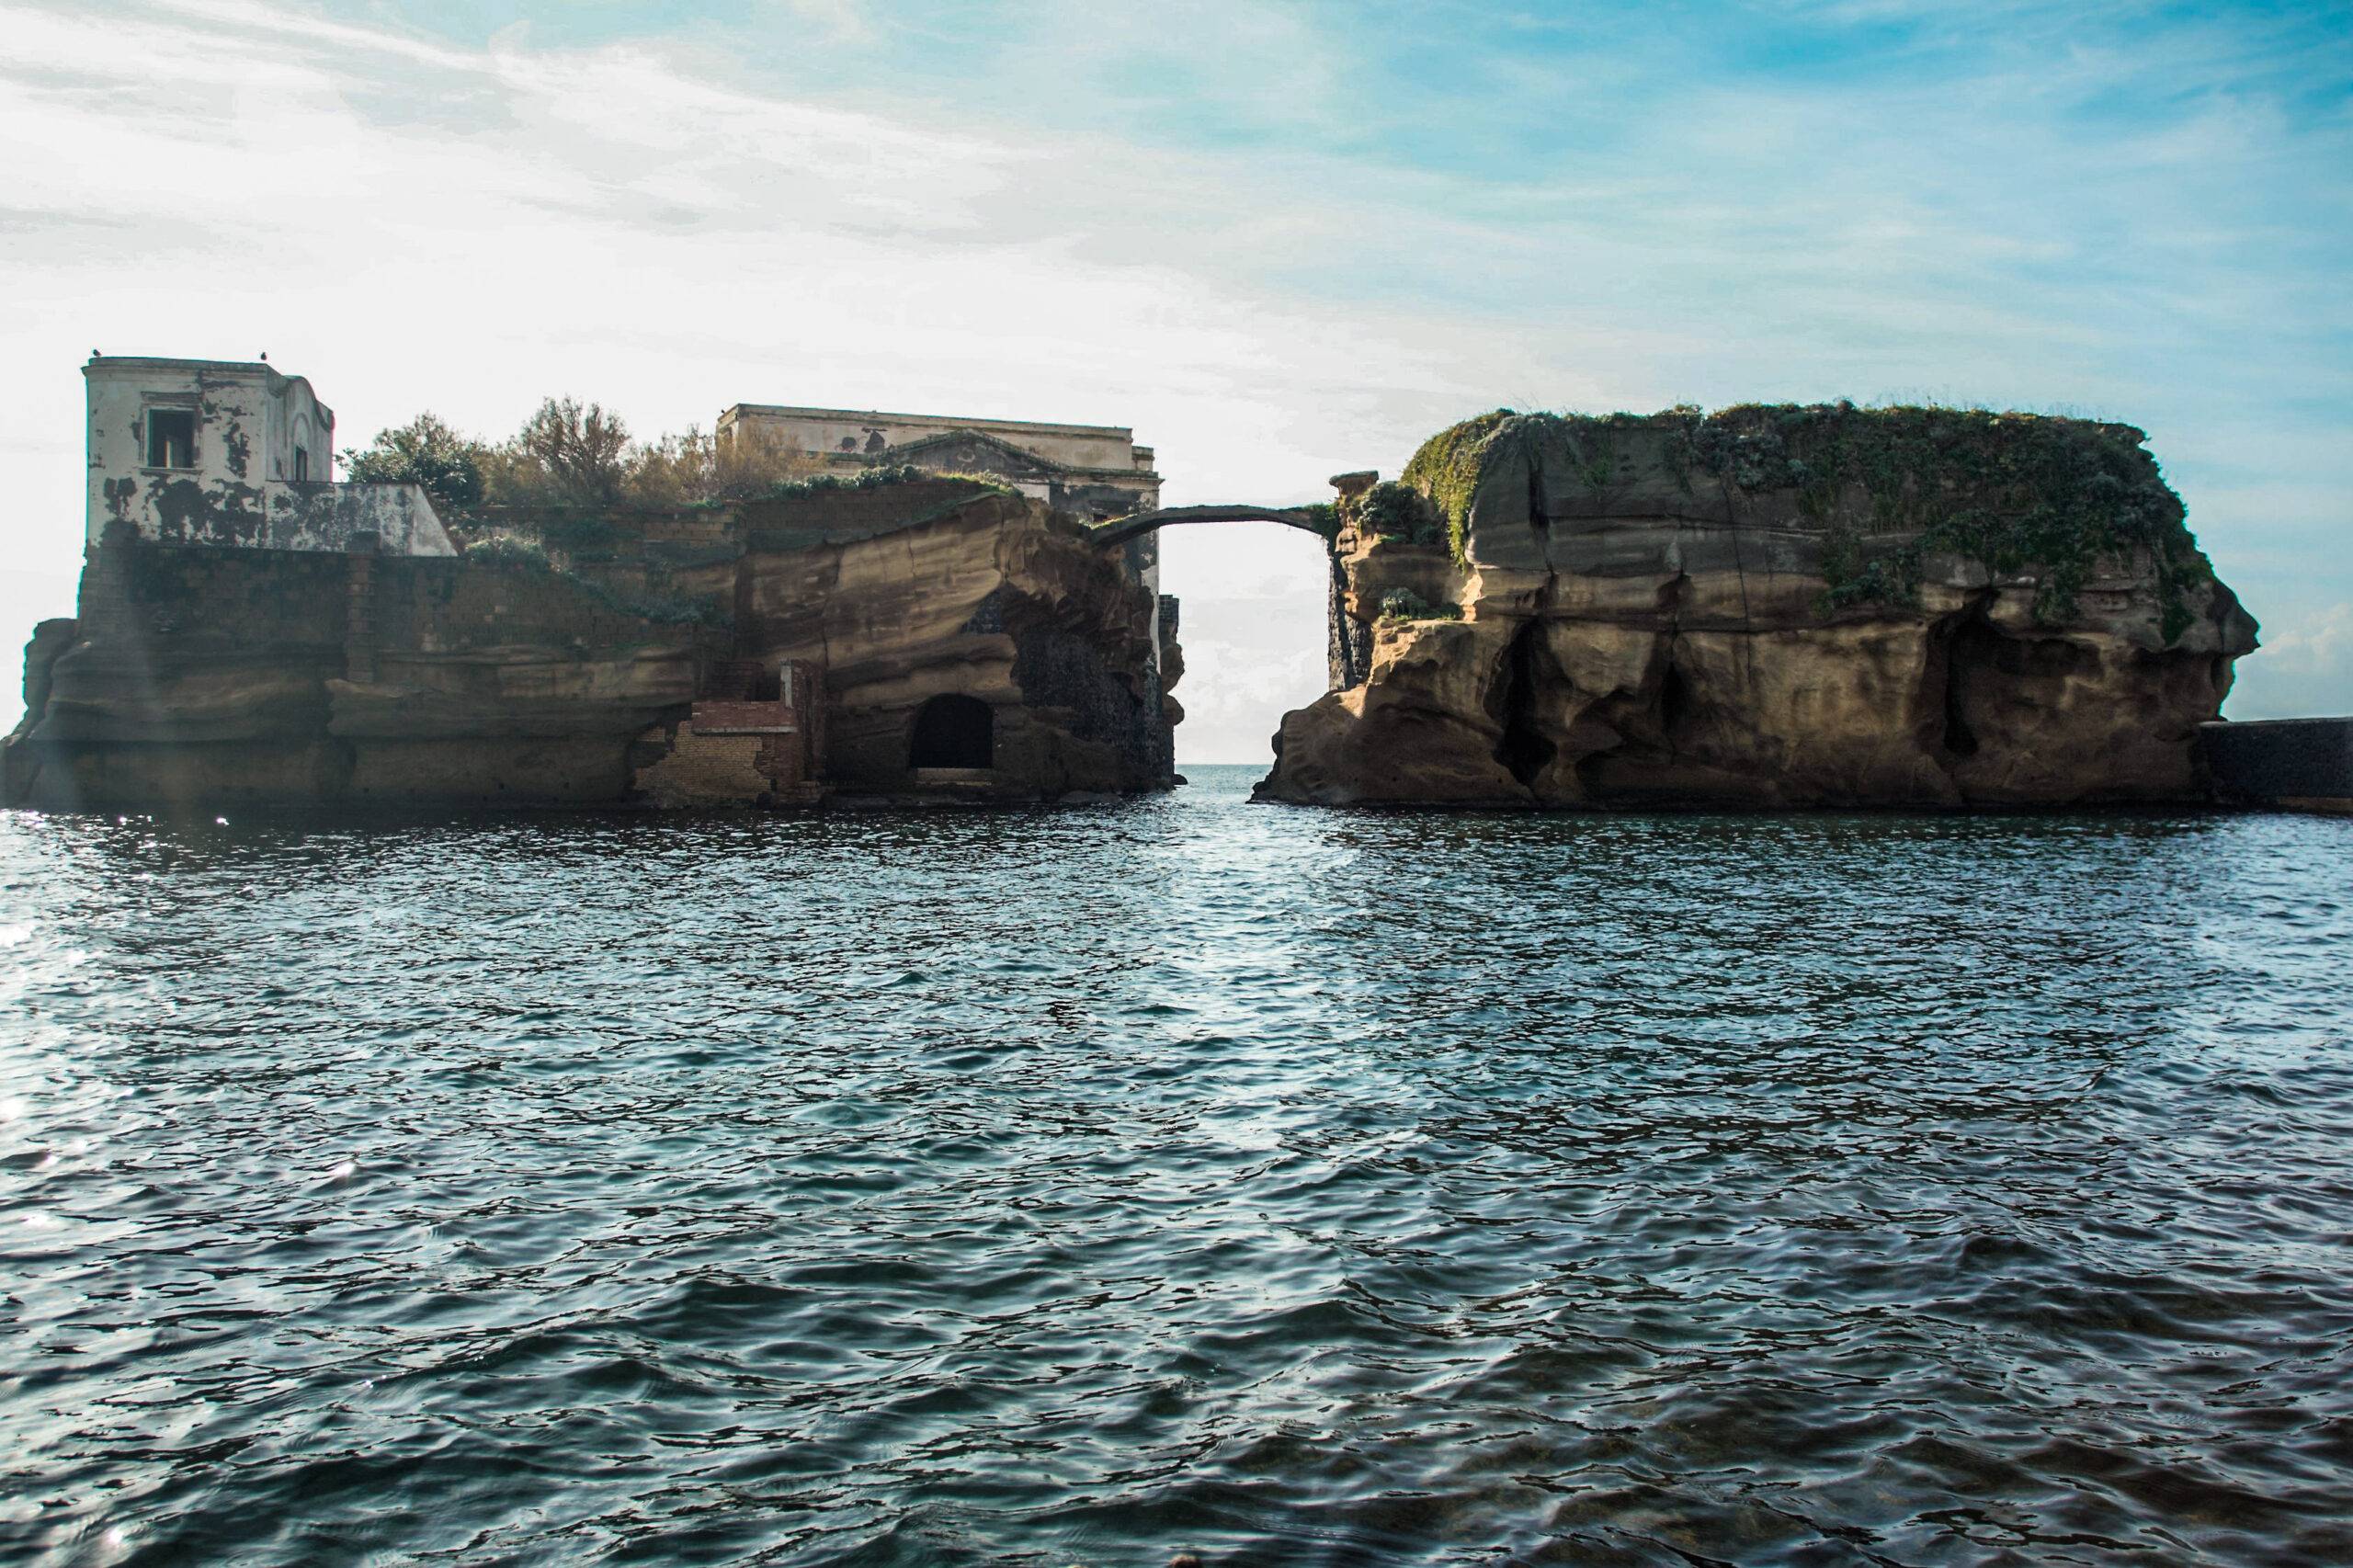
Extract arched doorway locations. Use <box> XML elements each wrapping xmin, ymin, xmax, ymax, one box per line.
<box><xmin>910</xmin><ymin>694</ymin><xmax>994</xmax><ymax>769</ymax></box>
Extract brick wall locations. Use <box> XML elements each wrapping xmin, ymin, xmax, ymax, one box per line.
<box><xmin>632</xmin><ymin>724</ymin><xmax>774</xmax><ymax>806</ymax></box>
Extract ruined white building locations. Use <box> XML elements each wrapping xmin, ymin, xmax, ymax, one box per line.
<box><xmin>85</xmin><ymin>356</ymin><xmax>452</xmax><ymax>555</ymax></box>
<box><xmin>715</xmin><ymin>403</ymin><xmax>1160</xmax><ymax>522</ymax></box>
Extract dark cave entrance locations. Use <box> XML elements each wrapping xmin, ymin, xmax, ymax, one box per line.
<box><xmin>910</xmin><ymin>694</ymin><xmax>995</xmax><ymax>769</ymax></box>
<box><xmin>1492</xmin><ymin>619</ymin><xmax>1557</xmax><ymax>788</ymax></box>
<box><xmin>1659</xmin><ymin>662</ymin><xmax>1692</xmax><ymax>743</ymax></box>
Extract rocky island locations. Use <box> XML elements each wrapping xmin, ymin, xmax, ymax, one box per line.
<box><xmin>1262</xmin><ymin>405</ymin><xmax>2261</xmax><ymax>808</ymax></box>
<box><xmin>10</xmin><ymin>358</ymin><xmax>2323</xmax><ymax>815</ymax></box>
<box><xmin>4</xmin><ymin>357</ymin><xmax>1179</xmax><ymax>811</ymax></box>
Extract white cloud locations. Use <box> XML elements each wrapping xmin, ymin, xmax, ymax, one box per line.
<box><xmin>0</xmin><ymin>0</ymin><xmax>2346</xmax><ymax>747</ymax></box>
<box><xmin>2233</xmin><ymin>602</ymin><xmax>2353</xmax><ymax>720</ymax></box>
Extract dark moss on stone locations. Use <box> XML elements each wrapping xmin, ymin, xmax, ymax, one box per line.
<box><xmin>1401</xmin><ymin>403</ymin><xmax>2219</xmax><ymax>641</ymax></box>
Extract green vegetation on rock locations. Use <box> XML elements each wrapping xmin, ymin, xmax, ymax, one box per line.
<box><xmin>1400</xmin><ymin>409</ymin><xmax>1513</xmax><ymax>564</ymax></box>
<box><xmin>1355</xmin><ymin>481</ymin><xmax>1448</xmax><ymax>547</ymax></box>
<box><xmin>1377</xmin><ymin>587</ymin><xmax>1461</xmax><ymax>622</ymax></box>
<box><xmin>460</xmin><ymin>528</ymin><xmax>723</xmax><ymax>627</ymax></box>
<box><xmin>763</xmin><ymin>463</ymin><xmax>937</xmax><ymax>500</ymax></box>
<box><xmin>1399</xmin><ymin>402</ymin><xmax>2217</xmax><ymax>639</ymax></box>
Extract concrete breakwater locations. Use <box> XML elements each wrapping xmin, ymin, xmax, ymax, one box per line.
<box><xmin>2200</xmin><ymin>717</ymin><xmax>2353</xmax><ymax>814</ymax></box>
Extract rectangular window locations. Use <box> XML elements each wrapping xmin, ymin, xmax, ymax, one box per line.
<box><xmin>145</xmin><ymin>408</ymin><xmax>196</xmax><ymax>470</ymax></box>
<box><xmin>293</xmin><ymin>446</ymin><xmax>309</xmax><ymax>483</ymax></box>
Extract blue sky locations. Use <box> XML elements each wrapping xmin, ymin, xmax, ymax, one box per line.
<box><xmin>2</xmin><ymin>0</ymin><xmax>2347</xmax><ymax>756</ymax></box>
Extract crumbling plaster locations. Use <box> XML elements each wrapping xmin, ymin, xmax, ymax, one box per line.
<box><xmin>85</xmin><ymin>356</ymin><xmax>454</xmax><ymax>557</ymax></box>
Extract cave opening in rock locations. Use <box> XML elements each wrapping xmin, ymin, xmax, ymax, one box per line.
<box><xmin>1659</xmin><ymin>662</ymin><xmax>1691</xmax><ymax>741</ymax></box>
<box><xmin>1492</xmin><ymin>619</ymin><xmax>1556</xmax><ymax>788</ymax></box>
<box><xmin>910</xmin><ymin>693</ymin><xmax>994</xmax><ymax>769</ymax></box>
<box><xmin>1940</xmin><ymin>613</ymin><xmax>2000</xmax><ymax>759</ymax></box>
<box><xmin>1942</xmin><ymin>668</ymin><xmax>1981</xmax><ymax>757</ymax></box>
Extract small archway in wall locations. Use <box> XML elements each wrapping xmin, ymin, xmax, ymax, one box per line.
<box><xmin>910</xmin><ymin>693</ymin><xmax>994</xmax><ymax>769</ymax></box>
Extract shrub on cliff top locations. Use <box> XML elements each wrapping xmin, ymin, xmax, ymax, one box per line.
<box><xmin>354</xmin><ymin>400</ymin><xmax>1010</xmax><ymax>522</ymax></box>
<box><xmin>628</xmin><ymin>424</ymin><xmax>821</xmax><ymax>507</ymax></box>
<box><xmin>1377</xmin><ymin>588</ymin><xmax>1461</xmax><ymax>622</ymax></box>
<box><xmin>1355</xmin><ymin>481</ymin><xmax>1446</xmax><ymax>546</ymax></box>
<box><xmin>1684</xmin><ymin>403</ymin><xmax>2205</xmax><ymax>626</ymax></box>
<box><xmin>1400</xmin><ymin>409</ymin><xmax>1513</xmax><ymax>564</ymax></box>
<box><xmin>351</xmin><ymin>402</ymin><xmax>834</xmax><ymax>517</ymax></box>
<box><xmin>756</xmin><ymin>466</ymin><xmax>1016</xmax><ymax>514</ymax></box>
<box><xmin>489</xmin><ymin>397</ymin><xmax>635</xmax><ymax>509</ymax></box>
<box><xmin>339</xmin><ymin>413</ymin><xmax>489</xmax><ymax>515</ymax></box>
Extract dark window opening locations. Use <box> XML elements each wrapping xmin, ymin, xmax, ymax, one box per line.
<box><xmin>909</xmin><ymin>693</ymin><xmax>993</xmax><ymax>769</ymax></box>
<box><xmin>145</xmin><ymin>408</ymin><xmax>195</xmax><ymax>470</ymax></box>
<box><xmin>293</xmin><ymin>446</ymin><xmax>310</xmax><ymax>482</ymax></box>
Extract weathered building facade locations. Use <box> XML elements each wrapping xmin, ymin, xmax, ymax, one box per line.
<box><xmin>84</xmin><ymin>357</ymin><xmax>453</xmax><ymax>556</ymax></box>
<box><xmin>715</xmin><ymin>403</ymin><xmax>1161</xmax><ymax>521</ymax></box>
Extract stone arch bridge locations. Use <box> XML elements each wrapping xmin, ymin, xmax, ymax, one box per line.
<box><xmin>1088</xmin><ymin>503</ymin><xmax>1327</xmax><ymax>549</ymax></box>
<box><xmin>1092</xmin><ymin>476</ymin><xmax>1378</xmax><ymax>696</ymax></box>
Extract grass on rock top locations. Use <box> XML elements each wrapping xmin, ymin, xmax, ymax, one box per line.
<box><xmin>1399</xmin><ymin>403</ymin><xmax>2217</xmax><ymax>641</ymax></box>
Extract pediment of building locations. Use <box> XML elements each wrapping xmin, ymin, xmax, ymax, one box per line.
<box><xmin>884</xmin><ymin>428</ymin><xmax>1071</xmax><ymax>479</ymax></box>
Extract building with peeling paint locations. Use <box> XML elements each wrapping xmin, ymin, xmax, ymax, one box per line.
<box><xmin>715</xmin><ymin>403</ymin><xmax>1161</xmax><ymax>523</ymax></box>
<box><xmin>85</xmin><ymin>356</ymin><xmax>453</xmax><ymax>557</ymax></box>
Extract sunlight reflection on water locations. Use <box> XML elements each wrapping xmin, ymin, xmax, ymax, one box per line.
<box><xmin>3</xmin><ymin>769</ymin><xmax>2351</xmax><ymax>1565</ymax></box>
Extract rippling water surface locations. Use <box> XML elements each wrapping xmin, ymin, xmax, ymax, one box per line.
<box><xmin>5</xmin><ymin>767</ymin><xmax>2353</xmax><ymax>1566</ymax></box>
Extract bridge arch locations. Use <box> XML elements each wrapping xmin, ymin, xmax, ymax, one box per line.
<box><xmin>1090</xmin><ymin>504</ymin><xmax>1327</xmax><ymax>550</ymax></box>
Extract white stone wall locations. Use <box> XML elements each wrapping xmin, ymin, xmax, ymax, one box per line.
<box><xmin>721</xmin><ymin>403</ymin><xmax>1148</xmax><ymax>472</ymax></box>
<box><xmin>85</xmin><ymin>357</ymin><xmax>452</xmax><ymax>556</ymax></box>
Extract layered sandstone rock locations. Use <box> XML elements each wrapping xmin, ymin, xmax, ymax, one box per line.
<box><xmin>1260</xmin><ymin>406</ymin><xmax>2256</xmax><ymax>808</ymax></box>
<box><xmin>5</xmin><ymin>479</ymin><xmax>1176</xmax><ymax>810</ymax></box>
<box><xmin>733</xmin><ymin>483</ymin><xmax>1172</xmax><ymax>797</ymax></box>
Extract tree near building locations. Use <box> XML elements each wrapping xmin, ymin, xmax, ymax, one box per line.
<box><xmin>338</xmin><ymin>413</ymin><xmax>489</xmax><ymax>515</ymax></box>
<box><xmin>495</xmin><ymin>397</ymin><xmax>633</xmax><ymax>508</ymax></box>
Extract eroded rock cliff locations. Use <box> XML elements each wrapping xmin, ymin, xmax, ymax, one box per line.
<box><xmin>5</xmin><ymin>478</ymin><xmax>1176</xmax><ymax>811</ymax></box>
<box><xmin>1260</xmin><ymin>405</ymin><xmax>2256</xmax><ymax>808</ymax></box>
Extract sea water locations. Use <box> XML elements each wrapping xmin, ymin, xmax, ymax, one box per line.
<box><xmin>4</xmin><ymin>766</ymin><xmax>2351</xmax><ymax>1565</ymax></box>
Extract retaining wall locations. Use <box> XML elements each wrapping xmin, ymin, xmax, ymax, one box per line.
<box><xmin>2200</xmin><ymin>718</ymin><xmax>2353</xmax><ymax>814</ymax></box>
